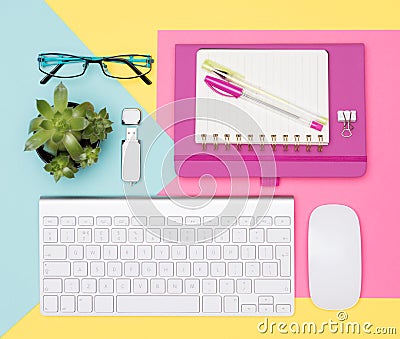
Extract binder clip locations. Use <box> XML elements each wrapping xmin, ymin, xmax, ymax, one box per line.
<box><xmin>338</xmin><ymin>110</ymin><xmax>356</xmax><ymax>138</ymax></box>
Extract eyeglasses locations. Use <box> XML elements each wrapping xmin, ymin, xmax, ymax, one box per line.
<box><xmin>38</xmin><ymin>53</ymin><xmax>154</xmax><ymax>85</ymax></box>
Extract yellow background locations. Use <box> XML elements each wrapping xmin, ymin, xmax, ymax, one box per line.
<box><xmin>4</xmin><ymin>0</ymin><xmax>400</xmax><ymax>337</ymax></box>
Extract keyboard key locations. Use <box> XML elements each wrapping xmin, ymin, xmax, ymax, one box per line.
<box><xmin>103</xmin><ymin>245</ymin><xmax>118</xmax><ymax>260</ymax></box>
<box><xmin>245</xmin><ymin>262</ymin><xmax>260</xmax><ymax>277</ymax></box>
<box><xmin>86</xmin><ymin>245</ymin><xmax>101</xmax><ymax>260</ymax></box>
<box><xmin>214</xmin><ymin>229</ymin><xmax>230</xmax><ymax>243</ymax></box>
<box><xmin>167</xmin><ymin>216</ymin><xmax>183</xmax><ymax>225</ymax></box>
<box><xmin>202</xmin><ymin>296</ymin><xmax>222</xmax><ymax>312</ymax></box>
<box><xmin>95</xmin><ymin>295</ymin><xmax>114</xmax><ymax>313</ymax></box>
<box><xmin>256</xmin><ymin>216</ymin><xmax>273</xmax><ymax>226</ymax></box>
<box><xmin>259</xmin><ymin>304</ymin><xmax>274</xmax><ymax>313</ymax></box>
<box><xmin>43</xmin><ymin>278</ymin><xmax>62</xmax><ymax>293</ymax></box>
<box><xmin>146</xmin><ymin>229</ymin><xmax>161</xmax><ymax>243</ymax></box>
<box><xmin>185</xmin><ymin>216</ymin><xmax>201</xmax><ymax>226</ymax></box>
<box><xmin>202</xmin><ymin>279</ymin><xmax>217</xmax><ymax>294</ymax></box>
<box><xmin>111</xmin><ymin>229</ymin><xmax>127</xmax><ymax>243</ymax></box>
<box><xmin>96</xmin><ymin>216</ymin><xmax>111</xmax><ymax>226</ymax></box>
<box><xmin>77</xmin><ymin>229</ymin><xmax>92</xmax><ymax>243</ymax></box>
<box><xmin>236</xmin><ymin>279</ymin><xmax>252</xmax><ymax>293</ymax></box>
<box><xmin>43</xmin><ymin>245</ymin><xmax>66</xmax><ymax>260</ymax></box>
<box><xmin>150</xmin><ymin>279</ymin><xmax>166</xmax><ymax>294</ymax></box>
<box><xmin>114</xmin><ymin>216</ymin><xmax>129</xmax><ymax>226</ymax></box>
<box><xmin>203</xmin><ymin>216</ymin><xmax>219</xmax><ymax>226</ymax></box>
<box><xmin>77</xmin><ymin>295</ymin><xmax>92</xmax><ymax>313</ymax></box>
<box><xmin>267</xmin><ymin>228</ymin><xmax>291</xmax><ymax>243</ymax></box>
<box><xmin>259</xmin><ymin>296</ymin><xmax>274</xmax><ymax>304</ymax></box>
<box><xmin>107</xmin><ymin>262</ymin><xmax>122</xmax><ymax>277</ymax></box>
<box><xmin>181</xmin><ymin>228</ymin><xmax>195</xmax><ymax>243</ymax></box>
<box><xmin>228</xmin><ymin>262</ymin><xmax>243</xmax><ymax>277</ymax></box>
<box><xmin>43</xmin><ymin>228</ymin><xmax>58</xmax><ymax>243</ymax></box>
<box><xmin>128</xmin><ymin>228</ymin><xmax>144</xmax><ymax>243</ymax></box>
<box><xmin>43</xmin><ymin>217</ymin><xmax>58</xmax><ymax>226</ymax></box>
<box><xmin>224</xmin><ymin>296</ymin><xmax>239</xmax><ymax>312</ymax></box>
<box><xmin>142</xmin><ymin>262</ymin><xmax>157</xmax><ymax>277</ymax></box>
<box><xmin>210</xmin><ymin>262</ymin><xmax>225</xmax><ymax>277</ymax></box>
<box><xmin>258</xmin><ymin>245</ymin><xmax>273</xmax><ymax>260</ymax></box>
<box><xmin>163</xmin><ymin>228</ymin><xmax>178</xmax><ymax>243</ymax></box>
<box><xmin>60</xmin><ymin>295</ymin><xmax>75</xmax><ymax>312</ymax></box>
<box><xmin>189</xmin><ymin>246</ymin><xmax>204</xmax><ymax>260</ymax></box>
<box><xmin>185</xmin><ymin>279</ymin><xmax>200</xmax><ymax>294</ymax></box>
<box><xmin>276</xmin><ymin>304</ymin><xmax>291</xmax><ymax>313</ymax></box>
<box><xmin>221</xmin><ymin>216</ymin><xmax>236</xmax><ymax>226</ymax></box>
<box><xmin>73</xmin><ymin>262</ymin><xmax>88</xmax><ymax>277</ymax></box>
<box><xmin>99</xmin><ymin>278</ymin><xmax>114</xmax><ymax>293</ymax></box>
<box><xmin>43</xmin><ymin>295</ymin><xmax>58</xmax><ymax>312</ymax></box>
<box><xmin>242</xmin><ymin>304</ymin><xmax>257</xmax><ymax>313</ymax></box>
<box><xmin>117</xmin><ymin>296</ymin><xmax>200</xmax><ymax>313</ymax></box>
<box><xmin>133</xmin><ymin>279</ymin><xmax>148</xmax><ymax>293</ymax></box>
<box><xmin>176</xmin><ymin>262</ymin><xmax>191</xmax><ymax>277</ymax></box>
<box><xmin>120</xmin><ymin>245</ymin><xmax>135</xmax><ymax>260</ymax></box>
<box><xmin>90</xmin><ymin>262</ymin><xmax>105</xmax><ymax>277</ymax></box>
<box><xmin>275</xmin><ymin>216</ymin><xmax>291</xmax><ymax>226</ymax></box>
<box><xmin>81</xmin><ymin>278</ymin><xmax>97</xmax><ymax>293</ymax></box>
<box><xmin>159</xmin><ymin>262</ymin><xmax>173</xmax><ymax>277</ymax></box>
<box><xmin>137</xmin><ymin>245</ymin><xmax>152</xmax><ymax>260</ymax></box>
<box><xmin>64</xmin><ymin>278</ymin><xmax>80</xmax><ymax>293</ymax></box>
<box><xmin>131</xmin><ymin>216</ymin><xmax>147</xmax><ymax>226</ymax></box>
<box><xmin>276</xmin><ymin>245</ymin><xmax>291</xmax><ymax>277</ymax></box>
<box><xmin>44</xmin><ymin>262</ymin><xmax>70</xmax><ymax>277</ymax></box>
<box><xmin>154</xmin><ymin>245</ymin><xmax>169</xmax><ymax>260</ymax></box>
<box><xmin>116</xmin><ymin>279</ymin><xmax>131</xmax><ymax>294</ymax></box>
<box><xmin>254</xmin><ymin>279</ymin><xmax>291</xmax><ymax>294</ymax></box>
<box><xmin>94</xmin><ymin>229</ymin><xmax>109</xmax><ymax>243</ymax></box>
<box><xmin>219</xmin><ymin>279</ymin><xmax>234</xmax><ymax>294</ymax></box>
<box><xmin>193</xmin><ymin>262</ymin><xmax>208</xmax><ymax>277</ymax></box>
<box><xmin>171</xmin><ymin>246</ymin><xmax>186</xmax><ymax>260</ymax></box>
<box><xmin>125</xmin><ymin>262</ymin><xmax>139</xmax><ymax>277</ymax></box>
<box><xmin>241</xmin><ymin>245</ymin><xmax>256</xmax><ymax>260</ymax></box>
<box><xmin>223</xmin><ymin>245</ymin><xmax>238</xmax><ymax>260</ymax></box>
<box><xmin>149</xmin><ymin>216</ymin><xmax>165</xmax><ymax>226</ymax></box>
<box><xmin>78</xmin><ymin>217</ymin><xmax>93</xmax><ymax>226</ymax></box>
<box><xmin>167</xmin><ymin>279</ymin><xmax>183</xmax><ymax>293</ymax></box>
<box><xmin>249</xmin><ymin>228</ymin><xmax>264</xmax><ymax>243</ymax></box>
<box><xmin>198</xmin><ymin>229</ymin><xmax>213</xmax><ymax>243</ymax></box>
<box><xmin>239</xmin><ymin>216</ymin><xmax>254</xmax><ymax>226</ymax></box>
<box><xmin>60</xmin><ymin>216</ymin><xmax>76</xmax><ymax>226</ymax></box>
<box><xmin>206</xmin><ymin>245</ymin><xmax>221</xmax><ymax>260</ymax></box>
<box><xmin>60</xmin><ymin>229</ymin><xmax>75</xmax><ymax>243</ymax></box>
<box><xmin>262</xmin><ymin>262</ymin><xmax>278</xmax><ymax>277</ymax></box>
<box><xmin>232</xmin><ymin>229</ymin><xmax>247</xmax><ymax>243</ymax></box>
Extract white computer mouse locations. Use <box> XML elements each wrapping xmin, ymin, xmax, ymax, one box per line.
<box><xmin>308</xmin><ymin>204</ymin><xmax>361</xmax><ymax>310</ymax></box>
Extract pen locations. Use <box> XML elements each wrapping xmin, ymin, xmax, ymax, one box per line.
<box><xmin>202</xmin><ymin>59</ymin><xmax>328</xmax><ymax>126</ymax></box>
<box><xmin>204</xmin><ymin>75</ymin><xmax>324</xmax><ymax>132</ymax></box>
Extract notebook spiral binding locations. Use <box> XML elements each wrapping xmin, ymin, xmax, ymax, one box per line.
<box><xmin>200</xmin><ymin>134</ymin><xmax>324</xmax><ymax>152</ymax></box>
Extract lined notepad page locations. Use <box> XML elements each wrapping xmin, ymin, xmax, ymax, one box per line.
<box><xmin>195</xmin><ymin>49</ymin><xmax>329</xmax><ymax>145</ymax></box>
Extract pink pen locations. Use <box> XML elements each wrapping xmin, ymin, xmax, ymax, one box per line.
<box><xmin>204</xmin><ymin>75</ymin><xmax>323</xmax><ymax>132</ymax></box>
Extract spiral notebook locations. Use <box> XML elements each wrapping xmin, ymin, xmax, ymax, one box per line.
<box><xmin>195</xmin><ymin>49</ymin><xmax>330</xmax><ymax>149</ymax></box>
<box><xmin>174</xmin><ymin>43</ymin><xmax>366</xmax><ymax>183</ymax></box>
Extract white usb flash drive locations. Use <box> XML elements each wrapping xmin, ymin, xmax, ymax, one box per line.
<box><xmin>122</xmin><ymin>128</ymin><xmax>140</xmax><ymax>183</ymax></box>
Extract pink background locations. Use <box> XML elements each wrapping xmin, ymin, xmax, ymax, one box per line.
<box><xmin>156</xmin><ymin>30</ymin><xmax>400</xmax><ymax>298</ymax></box>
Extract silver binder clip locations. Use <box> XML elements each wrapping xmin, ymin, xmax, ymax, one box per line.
<box><xmin>338</xmin><ymin>110</ymin><xmax>356</xmax><ymax>138</ymax></box>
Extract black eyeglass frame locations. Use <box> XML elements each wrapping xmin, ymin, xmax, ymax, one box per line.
<box><xmin>38</xmin><ymin>53</ymin><xmax>153</xmax><ymax>85</ymax></box>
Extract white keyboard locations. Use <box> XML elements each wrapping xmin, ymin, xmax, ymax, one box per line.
<box><xmin>40</xmin><ymin>197</ymin><xmax>294</xmax><ymax>316</ymax></box>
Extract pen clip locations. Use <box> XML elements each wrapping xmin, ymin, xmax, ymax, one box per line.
<box><xmin>202</xmin><ymin>59</ymin><xmax>245</xmax><ymax>80</ymax></box>
<box><xmin>204</xmin><ymin>75</ymin><xmax>243</xmax><ymax>98</ymax></box>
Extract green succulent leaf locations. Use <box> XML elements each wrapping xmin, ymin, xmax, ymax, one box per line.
<box><xmin>39</xmin><ymin>119</ymin><xmax>55</xmax><ymax>130</ymax></box>
<box><xmin>73</xmin><ymin>102</ymin><xmax>94</xmax><ymax>118</ymax></box>
<box><xmin>53</xmin><ymin>172</ymin><xmax>62</xmax><ymax>182</ymax></box>
<box><xmin>44</xmin><ymin>163</ymin><xmax>52</xmax><ymax>172</ymax></box>
<box><xmin>28</xmin><ymin>117</ymin><xmax>45</xmax><ymax>133</ymax></box>
<box><xmin>52</xmin><ymin>131</ymin><xmax>64</xmax><ymax>143</ymax></box>
<box><xmin>99</xmin><ymin>108</ymin><xmax>107</xmax><ymax>119</ymax></box>
<box><xmin>44</xmin><ymin>140</ymin><xmax>58</xmax><ymax>156</ymax></box>
<box><xmin>24</xmin><ymin>129</ymin><xmax>52</xmax><ymax>151</ymax></box>
<box><xmin>86</xmin><ymin>110</ymin><xmax>96</xmax><ymax>119</ymax></box>
<box><xmin>63</xmin><ymin>132</ymin><xmax>84</xmax><ymax>161</ymax></box>
<box><xmin>36</xmin><ymin>100</ymin><xmax>54</xmax><ymax>119</ymax></box>
<box><xmin>63</xmin><ymin>107</ymin><xmax>73</xmax><ymax>119</ymax></box>
<box><xmin>69</xmin><ymin>117</ymin><xmax>89</xmax><ymax>131</ymax></box>
<box><xmin>62</xmin><ymin>167</ymin><xmax>75</xmax><ymax>179</ymax></box>
<box><xmin>54</xmin><ymin>82</ymin><xmax>68</xmax><ymax>113</ymax></box>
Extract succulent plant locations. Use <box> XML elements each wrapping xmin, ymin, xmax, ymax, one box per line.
<box><xmin>44</xmin><ymin>154</ymin><xmax>78</xmax><ymax>182</ymax></box>
<box><xmin>24</xmin><ymin>82</ymin><xmax>113</xmax><ymax>182</ymax></box>
<box><xmin>82</xmin><ymin>108</ymin><xmax>113</xmax><ymax>144</ymax></box>
<box><xmin>79</xmin><ymin>146</ymin><xmax>101</xmax><ymax>168</ymax></box>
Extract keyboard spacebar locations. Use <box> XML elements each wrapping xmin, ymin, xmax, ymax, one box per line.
<box><xmin>117</xmin><ymin>296</ymin><xmax>200</xmax><ymax>313</ymax></box>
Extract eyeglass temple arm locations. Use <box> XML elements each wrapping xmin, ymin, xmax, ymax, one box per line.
<box><xmin>40</xmin><ymin>64</ymin><xmax>64</xmax><ymax>85</ymax></box>
<box><xmin>126</xmin><ymin>62</ymin><xmax>152</xmax><ymax>85</ymax></box>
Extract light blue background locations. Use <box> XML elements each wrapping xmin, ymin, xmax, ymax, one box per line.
<box><xmin>0</xmin><ymin>1</ymin><xmax>175</xmax><ymax>335</ymax></box>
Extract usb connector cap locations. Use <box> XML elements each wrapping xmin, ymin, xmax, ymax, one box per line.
<box><xmin>122</xmin><ymin>128</ymin><xmax>140</xmax><ymax>183</ymax></box>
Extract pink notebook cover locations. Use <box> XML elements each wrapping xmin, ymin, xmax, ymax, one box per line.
<box><xmin>174</xmin><ymin>44</ymin><xmax>366</xmax><ymax>183</ymax></box>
